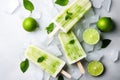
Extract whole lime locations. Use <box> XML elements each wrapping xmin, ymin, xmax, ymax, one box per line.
<box><xmin>97</xmin><ymin>17</ymin><xmax>114</xmax><ymax>32</ymax></box>
<box><xmin>22</xmin><ymin>17</ymin><xmax>38</xmax><ymax>32</ymax></box>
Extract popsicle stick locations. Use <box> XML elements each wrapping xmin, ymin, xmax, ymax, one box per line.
<box><xmin>48</xmin><ymin>27</ymin><xmax>60</xmax><ymax>38</ymax></box>
<box><xmin>77</xmin><ymin>61</ymin><xmax>85</xmax><ymax>74</ymax></box>
<box><xmin>60</xmin><ymin>70</ymin><xmax>71</xmax><ymax>79</ymax></box>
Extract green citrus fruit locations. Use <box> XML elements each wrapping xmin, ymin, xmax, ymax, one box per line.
<box><xmin>97</xmin><ymin>17</ymin><xmax>114</xmax><ymax>32</ymax></box>
<box><xmin>22</xmin><ymin>17</ymin><xmax>38</xmax><ymax>32</ymax></box>
<box><xmin>83</xmin><ymin>28</ymin><xmax>100</xmax><ymax>45</ymax></box>
<box><xmin>87</xmin><ymin>61</ymin><xmax>104</xmax><ymax>76</ymax></box>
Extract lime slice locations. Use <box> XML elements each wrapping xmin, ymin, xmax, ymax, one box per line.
<box><xmin>83</xmin><ymin>28</ymin><xmax>100</xmax><ymax>45</ymax></box>
<box><xmin>87</xmin><ymin>61</ymin><xmax>104</xmax><ymax>76</ymax></box>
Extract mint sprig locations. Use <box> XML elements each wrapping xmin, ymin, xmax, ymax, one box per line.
<box><xmin>55</xmin><ymin>0</ymin><xmax>69</xmax><ymax>6</ymax></box>
<box><xmin>23</xmin><ymin>0</ymin><xmax>34</xmax><ymax>13</ymax></box>
<box><xmin>65</xmin><ymin>11</ymin><xmax>73</xmax><ymax>20</ymax></box>
<box><xmin>20</xmin><ymin>59</ymin><xmax>29</xmax><ymax>73</ymax></box>
<box><xmin>46</xmin><ymin>23</ymin><xmax>54</xmax><ymax>34</ymax></box>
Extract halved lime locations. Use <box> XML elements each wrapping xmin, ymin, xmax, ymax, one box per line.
<box><xmin>87</xmin><ymin>61</ymin><xmax>104</xmax><ymax>76</ymax></box>
<box><xmin>83</xmin><ymin>28</ymin><xmax>100</xmax><ymax>45</ymax></box>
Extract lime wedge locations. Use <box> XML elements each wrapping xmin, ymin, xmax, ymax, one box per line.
<box><xmin>83</xmin><ymin>28</ymin><xmax>100</xmax><ymax>45</ymax></box>
<box><xmin>87</xmin><ymin>61</ymin><xmax>104</xmax><ymax>76</ymax></box>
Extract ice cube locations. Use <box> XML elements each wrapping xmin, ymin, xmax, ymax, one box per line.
<box><xmin>91</xmin><ymin>0</ymin><xmax>104</xmax><ymax>8</ymax></box>
<box><xmin>33</xmin><ymin>68</ymin><xmax>44</xmax><ymax>80</ymax></box>
<box><xmin>16</xmin><ymin>7</ymin><xmax>31</xmax><ymax>19</ymax></box>
<box><xmin>81</xmin><ymin>42</ymin><xmax>94</xmax><ymax>53</ymax></box>
<box><xmin>85</xmin><ymin>52</ymin><xmax>104</xmax><ymax>62</ymax></box>
<box><xmin>85</xmin><ymin>8</ymin><xmax>95</xmax><ymax>19</ymax></box>
<box><xmin>50</xmin><ymin>76</ymin><xmax>58</xmax><ymax>80</ymax></box>
<box><xmin>94</xmin><ymin>41</ymin><xmax>102</xmax><ymax>51</ymax></box>
<box><xmin>73</xmin><ymin>18</ymin><xmax>89</xmax><ymax>42</ymax></box>
<box><xmin>31</xmin><ymin>10</ymin><xmax>42</xmax><ymax>19</ymax></box>
<box><xmin>46</xmin><ymin>44</ymin><xmax>63</xmax><ymax>57</ymax></box>
<box><xmin>4</xmin><ymin>0</ymin><xmax>20</xmax><ymax>14</ymax></box>
<box><xmin>43</xmin><ymin>72</ymin><xmax>50</xmax><ymax>80</ymax></box>
<box><xmin>47</xmin><ymin>36</ymin><xmax>63</xmax><ymax>57</ymax></box>
<box><xmin>19</xmin><ymin>40</ymin><xmax>32</xmax><ymax>60</ymax></box>
<box><xmin>76</xmin><ymin>29</ymin><xmax>81</xmax><ymax>37</ymax></box>
<box><xmin>102</xmin><ymin>0</ymin><xmax>112</xmax><ymax>12</ymax></box>
<box><xmin>67</xmin><ymin>64</ymin><xmax>82</xmax><ymax>80</ymax></box>
<box><xmin>86</xmin><ymin>15</ymin><xmax>99</xmax><ymax>24</ymax></box>
<box><xmin>111</xmin><ymin>49</ymin><xmax>119</xmax><ymax>63</ymax></box>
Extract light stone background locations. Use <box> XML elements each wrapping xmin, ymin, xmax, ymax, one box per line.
<box><xmin>0</xmin><ymin>0</ymin><xmax>120</xmax><ymax>80</ymax></box>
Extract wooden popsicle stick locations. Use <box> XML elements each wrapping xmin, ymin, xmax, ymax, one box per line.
<box><xmin>48</xmin><ymin>27</ymin><xmax>60</xmax><ymax>38</ymax></box>
<box><xmin>77</xmin><ymin>61</ymin><xmax>85</xmax><ymax>74</ymax></box>
<box><xmin>60</xmin><ymin>70</ymin><xmax>71</xmax><ymax>79</ymax></box>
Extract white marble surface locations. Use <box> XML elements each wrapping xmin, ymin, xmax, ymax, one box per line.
<box><xmin>0</xmin><ymin>0</ymin><xmax>120</xmax><ymax>80</ymax></box>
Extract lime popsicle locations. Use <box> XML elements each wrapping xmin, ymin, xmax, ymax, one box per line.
<box><xmin>59</xmin><ymin>31</ymin><xmax>86</xmax><ymax>74</ymax></box>
<box><xmin>25</xmin><ymin>45</ymin><xmax>71</xmax><ymax>78</ymax></box>
<box><xmin>49</xmin><ymin>0</ymin><xmax>91</xmax><ymax>38</ymax></box>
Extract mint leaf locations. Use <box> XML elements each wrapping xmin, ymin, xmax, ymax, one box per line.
<box><xmin>55</xmin><ymin>0</ymin><xmax>69</xmax><ymax>6</ymax></box>
<box><xmin>37</xmin><ymin>56</ymin><xmax>45</xmax><ymax>63</ymax></box>
<box><xmin>46</xmin><ymin>23</ymin><xmax>54</xmax><ymax>34</ymax></box>
<box><xmin>65</xmin><ymin>11</ymin><xmax>72</xmax><ymax>20</ymax></box>
<box><xmin>23</xmin><ymin>0</ymin><xmax>34</xmax><ymax>13</ymax></box>
<box><xmin>101</xmin><ymin>39</ymin><xmax>111</xmax><ymax>48</ymax></box>
<box><xmin>20</xmin><ymin>59</ymin><xmax>29</xmax><ymax>73</ymax></box>
<box><xmin>67</xmin><ymin>11</ymin><xmax>72</xmax><ymax>15</ymax></box>
<box><xmin>58</xmin><ymin>75</ymin><xmax>64</xmax><ymax>80</ymax></box>
<box><xmin>65</xmin><ymin>15</ymin><xmax>71</xmax><ymax>20</ymax></box>
<box><xmin>69</xmin><ymin>39</ymin><xmax>75</xmax><ymax>44</ymax></box>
